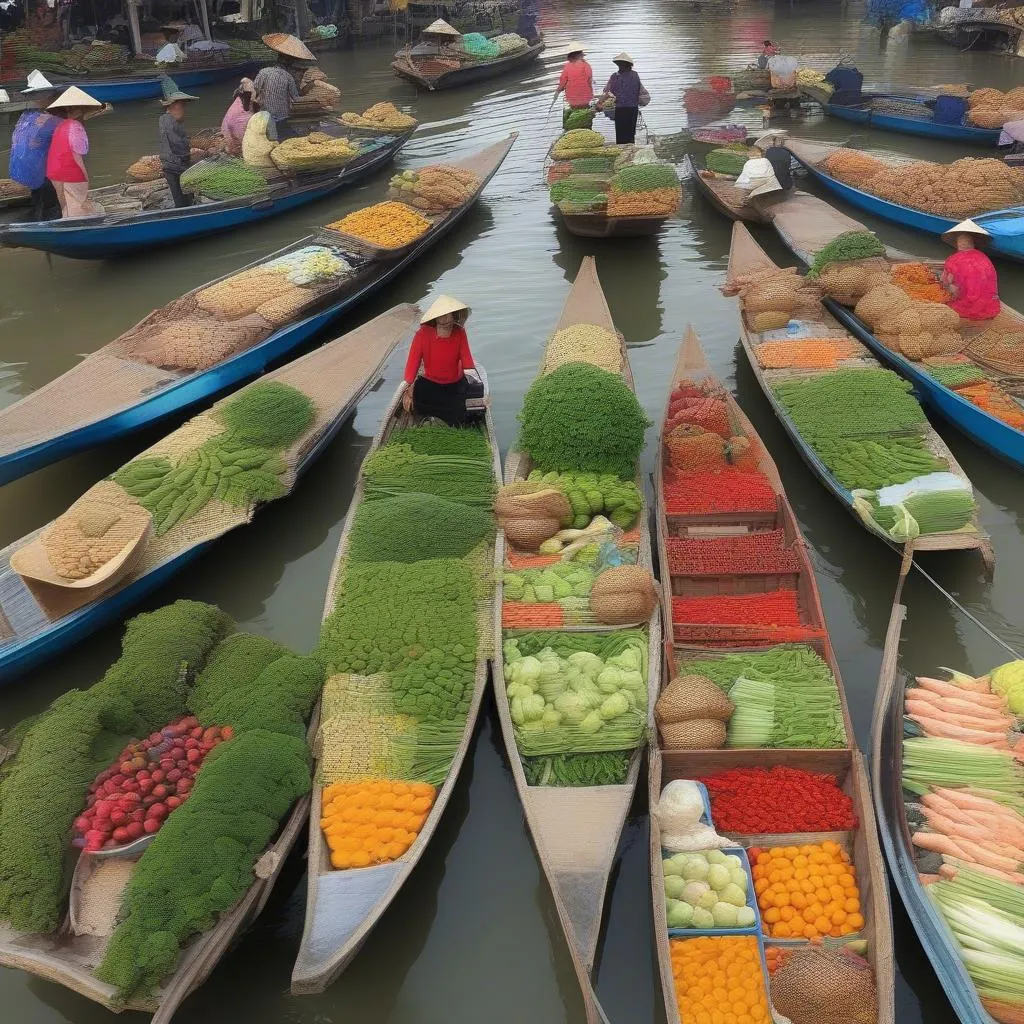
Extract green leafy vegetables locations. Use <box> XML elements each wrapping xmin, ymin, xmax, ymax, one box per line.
<box><xmin>522</xmin><ymin>751</ymin><xmax>631</xmax><ymax>786</ymax></box>
<box><xmin>806</xmin><ymin>230</ymin><xmax>886</xmax><ymax>279</ymax></box>
<box><xmin>525</xmin><ymin>468</ymin><xmax>642</xmax><ymax>528</ymax></box>
<box><xmin>704</xmin><ymin>148</ymin><xmax>748</xmax><ymax>176</ymax></box>
<box><xmin>611</xmin><ymin>162</ymin><xmax>680</xmax><ymax>192</ymax></box>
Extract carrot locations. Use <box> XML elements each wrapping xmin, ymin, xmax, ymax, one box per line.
<box><xmin>921</xmin><ymin>809</ymin><xmax>1024</xmax><ymax>859</ymax></box>
<box><xmin>905</xmin><ymin>714</ymin><xmax>1010</xmax><ymax>747</ymax></box>
<box><xmin>914</xmin><ymin>677</ymin><xmax>1004</xmax><ymax>706</ymax></box>
<box><xmin>944</xmin><ymin>856</ymin><xmax>1024</xmax><ymax>887</ymax></box>
<box><xmin>905</xmin><ymin>698</ymin><xmax>1013</xmax><ymax>731</ymax></box>
<box><xmin>918</xmin><ymin>873</ymin><xmax>941</xmax><ymax>885</ymax></box>
<box><xmin>981</xmin><ymin>997</ymin><xmax>1024</xmax><ymax>1024</ymax></box>
<box><xmin>906</xmin><ymin>690</ymin><xmax>1011</xmax><ymax>723</ymax></box>
<box><xmin>913</xmin><ymin>831</ymin><xmax>971</xmax><ymax>859</ymax></box>
<box><xmin>921</xmin><ymin>793</ymin><xmax>1024</xmax><ymax>844</ymax></box>
<box><xmin>502</xmin><ymin>602</ymin><xmax>565</xmax><ymax>628</ymax></box>
<box><xmin>937</xmin><ymin>787</ymin><xmax>1018</xmax><ymax>814</ymax></box>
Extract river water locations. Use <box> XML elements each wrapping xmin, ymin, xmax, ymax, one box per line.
<box><xmin>4</xmin><ymin>1</ymin><xmax>1024</xmax><ymax>1020</ymax></box>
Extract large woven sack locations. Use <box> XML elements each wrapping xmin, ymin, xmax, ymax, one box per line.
<box><xmin>655</xmin><ymin>674</ymin><xmax>734</xmax><ymax>725</ymax></box>
<box><xmin>660</xmin><ymin>718</ymin><xmax>727</xmax><ymax>750</ymax></box>
<box><xmin>915</xmin><ymin>301</ymin><xmax>961</xmax><ymax>333</ymax></box>
<box><xmin>744</xmin><ymin>280</ymin><xmax>800</xmax><ymax>316</ymax></box>
<box><xmin>771</xmin><ymin>946</ymin><xmax>878</xmax><ymax>1024</ymax></box>
<box><xmin>749</xmin><ymin>310</ymin><xmax>791</xmax><ymax>332</ymax></box>
<box><xmin>257</xmin><ymin>287</ymin><xmax>318</xmax><ymax>327</ymax></box>
<box><xmin>195</xmin><ymin>270</ymin><xmax>296</xmax><ymax>319</ymax></box>
<box><xmin>131</xmin><ymin>313</ymin><xmax>271</xmax><ymax>371</ymax></box>
<box><xmin>877</xmin><ymin>308</ymin><xmax>922</xmax><ymax>337</ymax></box>
<box><xmin>968</xmin><ymin>87</ymin><xmax>1004</xmax><ymax>109</ymax></box>
<box><xmin>818</xmin><ymin>262</ymin><xmax>889</xmax><ymax>306</ymax></box>
<box><xmin>854</xmin><ymin>284</ymin><xmax>913</xmax><ymax>328</ymax></box>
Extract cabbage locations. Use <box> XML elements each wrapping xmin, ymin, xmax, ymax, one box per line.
<box><xmin>728</xmin><ymin>868</ymin><xmax>747</xmax><ymax>892</ymax></box>
<box><xmin>599</xmin><ymin>692</ymin><xmax>630</xmax><ymax>721</ymax></box>
<box><xmin>567</xmin><ymin>650</ymin><xmax>604</xmax><ymax>678</ymax></box>
<box><xmin>705</xmin><ymin>849</ymin><xmax>728</xmax><ymax>865</ymax></box>
<box><xmin>579</xmin><ymin>710</ymin><xmax>604</xmax><ymax>734</ymax></box>
<box><xmin>506</xmin><ymin>682</ymin><xmax>535</xmax><ymax>700</ymax></box>
<box><xmin>554</xmin><ymin>691</ymin><xmax>588</xmax><ymax>724</ymax></box>
<box><xmin>538</xmin><ymin>659</ymin><xmax>561</xmax><ymax>678</ymax></box>
<box><xmin>696</xmin><ymin>888</ymin><xmax>718</xmax><ymax>911</ymax></box>
<box><xmin>664</xmin><ymin>875</ymin><xmax>687</xmax><ymax>899</ymax></box>
<box><xmin>719</xmin><ymin>882</ymin><xmax>747</xmax><ymax>908</ymax></box>
<box><xmin>666</xmin><ymin>899</ymin><xmax>693</xmax><ymax>928</ymax></box>
<box><xmin>711</xmin><ymin>902</ymin><xmax>738</xmax><ymax>928</ymax></box>
<box><xmin>608</xmin><ymin>647</ymin><xmax>642</xmax><ymax>672</ymax></box>
<box><xmin>596</xmin><ymin>666</ymin><xmax>624</xmax><ymax>694</ymax></box>
<box><xmin>540</xmin><ymin>708</ymin><xmax>563</xmax><ymax>728</ymax></box>
<box><xmin>723</xmin><ymin>854</ymin><xmax>743</xmax><ymax>872</ymax></box>
<box><xmin>664</xmin><ymin>857</ymin><xmax>685</xmax><ymax>877</ymax></box>
<box><xmin>619</xmin><ymin>669</ymin><xmax>645</xmax><ymax>693</ymax></box>
<box><xmin>736</xmin><ymin>906</ymin><xmax>756</xmax><ymax>928</ymax></box>
<box><xmin>707</xmin><ymin>864</ymin><xmax>730</xmax><ymax>892</ymax></box>
<box><xmin>690</xmin><ymin>906</ymin><xmax>714</xmax><ymax>929</ymax></box>
<box><xmin>680</xmin><ymin>856</ymin><xmax>709</xmax><ymax>882</ymax></box>
<box><xmin>681</xmin><ymin>880</ymin><xmax>710</xmax><ymax>905</ymax></box>
<box><xmin>521</xmin><ymin>693</ymin><xmax>546</xmax><ymax>722</ymax></box>
<box><xmin>990</xmin><ymin>660</ymin><xmax>1024</xmax><ymax>713</ymax></box>
<box><xmin>504</xmin><ymin>638</ymin><xmax>522</xmax><ymax>663</ymax></box>
<box><xmin>510</xmin><ymin>695</ymin><xmax>526</xmax><ymax>726</ymax></box>
<box><xmin>516</xmin><ymin>656</ymin><xmax>542</xmax><ymax>684</ymax></box>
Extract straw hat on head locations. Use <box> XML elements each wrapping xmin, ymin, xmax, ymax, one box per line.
<box><xmin>421</xmin><ymin>295</ymin><xmax>470</xmax><ymax>324</ymax></box>
<box><xmin>567</xmin><ymin>41</ymin><xmax>586</xmax><ymax>55</ymax></box>
<box><xmin>942</xmin><ymin>219</ymin><xmax>991</xmax><ymax>246</ymax></box>
<box><xmin>21</xmin><ymin>69</ymin><xmax>60</xmax><ymax>96</ymax></box>
<box><xmin>747</xmin><ymin>178</ymin><xmax>783</xmax><ymax>199</ymax></box>
<box><xmin>753</xmin><ymin>129</ymin><xmax>787</xmax><ymax>149</ymax></box>
<box><xmin>47</xmin><ymin>86</ymin><xmax>103</xmax><ymax>111</ymax></box>
<box><xmin>613</xmin><ymin>52</ymin><xmax>634</xmax><ymax>65</ymax></box>
<box><xmin>159</xmin><ymin>75</ymin><xmax>198</xmax><ymax>106</ymax></box>
<box><xmin>261</xmin><ymin>32</ymin><xmax>316</xmax><ymax>62</ymax></box>
<box><xmin>423</xmin><ymin>18</ymin><xmax>461</xmax><ymax>37</ymax></box>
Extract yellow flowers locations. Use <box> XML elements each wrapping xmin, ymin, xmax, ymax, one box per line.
<box><xmin>328</xmin><ymin>201</ymin><xmax>432</xmax><ymax>249</ymax></box>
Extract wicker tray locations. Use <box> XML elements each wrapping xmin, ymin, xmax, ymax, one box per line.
<box><xmin>318</xmin><ymin>212</ymin><xmax>445</xmax><ymax>260</ymax></box>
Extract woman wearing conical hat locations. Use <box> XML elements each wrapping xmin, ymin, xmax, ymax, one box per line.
<box><xmin>554</xmin><ymin>42</ymin><xmax>594</xmax><ymax>130</ymax></box>
<box><xmin>941</xmin><ymin>220</ymin><xmax>1001</xmax><ymax>321</ymax></box>
<box><xmin>45</xmin><ymin>86</ymin><xmax>105</xmax><ymax>219</ymax></box>
<box><xmin>402</xmin><ymin>296</ymin><xmax>483</xmax><ymax>425</ymax></box>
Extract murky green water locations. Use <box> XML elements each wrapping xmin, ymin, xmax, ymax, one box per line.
<box><xmin>4</xmin><ymin>1</ymin><xmax>1024</xmax><ymax>1020</ymax></box>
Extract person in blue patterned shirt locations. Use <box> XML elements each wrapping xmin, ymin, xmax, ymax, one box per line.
<box><xmin>8</xmin><ymin>71</ymin><xmax>62</xmax><ymax>221</ymax></box>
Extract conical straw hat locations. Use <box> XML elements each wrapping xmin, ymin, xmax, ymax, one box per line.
<box><xmin>753</xmin><ymin>129</ymin><xmax>787</xmax><ymax>149</ymax></box>
<box><xmin>47</xmin><ymin>86</ymin><xmax>103</xmax><ymax>110</ymax></box>
<box><xmin>421</xmin><ymin>295</ymin><xmax>470</xmax><ymax>323</ymax></box>
<box><xmin>261</xmin><ymin>32</ymin><xmax>316</xmax><ymax>61</ymax></box>
<box><xmin>941</xmin><ymin>218</ymin><xmax>991</xmax><ymax>245</ymax></box>
<box><xmin>423</xmin><ymin>19</ymin><xmax>460</xmax><ymax>37</ymax></box>
<box><xmin>613</xmin><ymin>52</ymin><xmax>634</xmax><ymax>64</ymax></box>
<box><xmin>567</xmin><ymin>41</ymin><xmax>586</xmax><ymax>54</ymax></box>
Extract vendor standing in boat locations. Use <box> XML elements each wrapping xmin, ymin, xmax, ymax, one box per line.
<box><xmin>756</xmin><ymin>40</ymin><xmax>779</xmax><ymax>70</ymax></box>
<box><xmin>254</xmin><ymin>33</ymin><xmax>316</xmax><ymax>139</ymax></box>
<box><xmin>736</xmin><ymin>130</ymin><xmax>794</xmax><ymax>212</ymax></box>
<box><xmin>221</xmin><ymin>78</ymin><xmax>257</xmax><ymax>156</ymax></box>
<box><xmin>402</xmin><ymin>296</ymin><xmax>484</xmax><ymax>425</ymax></box>
<box><xmin>597</xmin><ymin>53</ymin><xmax>649</xmax><ymax>145</ymax></box>
<box><xmin>155</xmin><ymin>25</ymin><xmax>186</xmax><ymax>64</ymax></box>
<box><xmin>941</xmin><ymin>220</ymin><xmax>1001</xmax><ymax>321</ymax></box>
<box><xmin>158</xmin><ymin>78</ymin><xmax>198</xmax><ymax>208</ymax></box>
<box><xmin>8</xmin><ymin>70</ymin><xmax>63</xmax><ymax>221</ymax></box>
<box><xmin>554</xmin><ymin>42</ymin><xmax>594</xmax><ymax>129</ymax></box>
<box><xmin>45</xmin><ymin>87</ymin><xmax>104</xmax><ymax>219</ymax></box>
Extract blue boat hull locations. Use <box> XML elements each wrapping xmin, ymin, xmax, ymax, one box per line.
<box><xmin>828</xmin><ymin>300</ymin><xmax>1024</xmax><ymax>470</ymax></box>
<box><xmin>52</xmin><ymin>61</ymin><xmax>259</xmax><ymax>103</ymax></box>
<box><xmin>0</xmin><ymin>136</ymin><xmax>408</xmax><ymax>258</ymax></box>
<box><xmin>793</xmin><ymin>153</ymin><xmax>1024</xmax><ymax>262</ymax></box>
<box><xmin>824</xmin><ymin>100</ymin><xmax>1000</xmax><ymax>145</ymax></box>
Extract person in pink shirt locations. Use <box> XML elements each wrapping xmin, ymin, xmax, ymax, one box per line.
<box><xmin>940</xmin><ymin>220</ymin><xmax>1001</xmax><ymax>321</ymax></box>
<box><xmin>221</xmin><ymin>78</ymin><xmax>257</xmax><ymax>156</ymax></box>
<box><xmin>554</xmin><ymin>42</ymin><xmax>593</xmax><ymax>129</ymax></box>
<box><xmin>45</xmin><ymin>86</ymin><xmax>104</xmax><ymax>219</ymax></box>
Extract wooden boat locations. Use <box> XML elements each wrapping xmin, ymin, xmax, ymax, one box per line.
<box><xmin>726</xmin><ymin>221</ymin><xmax>993</xmax><ymax>561</ymax></box>
<box><xmin>650</xmin><ymin>328</ymin><xmax>894</xmax><ymax>1024</ymax></box>
<box><xmin>391</xmin><ymin>36</ymin><xmax>544</xmax><ymax>90</ymax></box>
<box><xmin>492</xmin><ymin>257</ymin><xmax>662</xmax><ymax>1021</ymax></box>
<box><xmin>0</xmin><ymin>133</ymin><xmax>516</xmax><ymax>486</ymax></box>
<box><xmin>683</xmin><ymin>154</ymin><xmax>768</xmax><ymax>224</ymax></box>
<box><xmin>558</xmin><ymin>208</ymin><xmax>673</xmax><ymax>238</ymax></box>
<box><xmin>0</xmin><ymin>129</ymin><xmax>415</xmax><ymax>259</ymax></box>
<box><xmin>0</xmin><ymin>304</ymin><xmax>419</xmax><ymax>683</ymax></box>
<box><xmin>765</xmin><ymin>191</ymin><xmax>1024</xmax><ymax>473</ymax></box>
<box><xmin>785</xmin><ymin>138</ymin><xmax>1024</xmax><ymax>263</ymax></box>
<box><xmin>290</xmin><ymin>372</ymin><xmax>500</xmax><ymax>993</ymax></box>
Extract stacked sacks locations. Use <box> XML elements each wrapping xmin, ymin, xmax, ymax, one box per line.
<box><xmin>966</xmin><ymin>85</ymin><xmax>1024</xmax><ymax>129</ymax></box>
<box><xmin>339</xmin><ymin>102</ymin><xmax>417</xmax><ymax>132</ymax></box>
<box><xmin>299</xmin><ymin>67</ymin><xmax>341</xmax><ymax>110</ymax></box>
<box><xmin>492</xmin><ymin>32</ymin><xmax>527</xmax><ymax>54</ymax></box>
<box><xmin>270</xmin><ymin>133</ymin><xmax>359</xmax><ymax>173</ymax></box>
<box><xmin>552</xmin><ymin>129</ymin><xmax>609</xmax><ymax>160</ymax></box>
<box><xmin>819</xmin><ymin>148</ymin><xmax>888</xmax><ymax>189</ymax></box>
<box><xmin>817</xmin><ymin>262</ymin><xmax>890</xmax><ymax>307</ymax></box>
<box><xmin>388</xmin><ymin>164</ymin><xmax>480</xmax><ymax>212</ymax></box>
<box><xmin>854</xmin><ymin>285</ymin><xmax>964</xmax><ymax>361</ymax></box>
<box><xmin>726</xmin><ymin>267</ymin><xmax>822</xmax><ymax>333</ymax></box>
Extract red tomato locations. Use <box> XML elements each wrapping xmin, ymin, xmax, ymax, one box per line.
<box><xmin>143</xmin><ymin>818</ymin><xmax>161</xmax><ymax>834</ymax></box>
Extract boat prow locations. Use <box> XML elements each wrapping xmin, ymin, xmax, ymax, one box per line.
<box><xmin>683</xmin><ymin>154</ymin><xmax>767</xmax><ymax>224</ymax></box>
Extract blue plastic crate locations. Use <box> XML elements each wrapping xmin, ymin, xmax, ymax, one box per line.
<box><xmin>663</xmin><ymin>844</ymin><xmax>762</xmax><ymax>938</ymax></box>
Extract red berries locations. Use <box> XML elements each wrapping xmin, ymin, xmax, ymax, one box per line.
<box><xmin>73</xmin><ymin>717</ymin><xmax>231</xmax><ymax>851</ymax></box>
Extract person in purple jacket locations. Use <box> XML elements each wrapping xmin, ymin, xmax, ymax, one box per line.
<box><xmin>597</xmin><ymin>53</ymin><xmax>648</xmax><ymax>145</ymax></box>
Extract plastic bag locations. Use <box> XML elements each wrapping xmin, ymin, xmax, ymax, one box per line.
<box><xmin>655</xmin><ymin>780</ymin><xmax>731</xmax><ymax>852</ymax></box>
<box><xmin>874</xmin><ymin>471</ymin><xmax>972</xmax><ymax>509</ymax></box>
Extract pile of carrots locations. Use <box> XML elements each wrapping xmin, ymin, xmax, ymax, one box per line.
<box><xmin>755</xmin><ymin>338</ymin><xmax>863</xmax><ymax>370</ymax></box>
<box><xmin>905</xmin><ymin>674</ymin><xmax>1020</xmax><ymax>751</ymax></box>
<box><xmin>891</xmin><ymin>261</ymin><xmax>951</xmax><ymax>303</ymax></box>
<box><xmin>956</xmin><ymin>381</ymin><xmax>1024</xmax><ymax>430</ymax></box>
<box><xmin>501</xmin><ymin>601</ymin><xmax>565</xmax><ymax>628</ymax></box>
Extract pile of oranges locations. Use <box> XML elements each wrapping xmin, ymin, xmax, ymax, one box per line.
<box><xmin>670</xmin><ymin>935</ymin><xmax>773</xmax><ymax>1024</ymax></box>
<box><xmin>321</xmin><ymin>779</ymin><xmax>436</xmax><ymax>870</ymax></box>
<box><xmin>751</xmin><ymin>841</ymin><xmax>864</xmax><ymax>940</ymax></box>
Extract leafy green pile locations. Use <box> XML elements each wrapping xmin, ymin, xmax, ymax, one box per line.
<box><xmin>866</xmin><ymin>488</ymin><xmax>976</xmax><ymax>534</ymax></box>
<box><xmin>517</xmin><ymin>362</ymin><xmax>650</xmax><ymax>479</ymax></box>
<box><xmin>347</xmin><ymin>493</ymin><xmax>495</xmax><ymax>563</ymax></box>
<box><xmin>549</xmin><ymin>178</ymin><xmax>608</xmax><ymax>208</ymax></box>
<box><xmin>611</xmin><ymin>162</ymin><xmax>679</xmax><ymax>192</ymax></box>
<box><xmin>924</xmin><ymin>361</ymin><xmax>988</xmax><ymax>389</ymax></box>
<box><xmin>525</xmin><ymin>468</ymin><xmax>642</xmax><ymax>528</ymax></box>
<box><xmin>186</xmin><ymin>632</ymin><xmax>288</xmax><ymax>715</ymax></box>
<box><xmin>388</xmin><ymin>424</ymin><xmax>492</xmax><ymax>460</ymax></box>
<box><xmin>180</xmin><ymin>157</ymin><xmax>269</xmax><ymax>200</ymax></box>
<box><xmin>811</xmin><ymin>435</ymin><xmax>947</xmax><ymax>491</ymax></box>
<box><xmin>676</xmin><ymin>645</ymin><xmax>846</xmax><ymax>749</ymax></box>
<box><xmin>564</xmin><ymin>108</ymin><xmax>596</xmax><ymax>130</ymax></box>
<box><xmin>704</xmin><ymin>148</ymin><xmax>748</xmax><ymax>176</ymax></box>
<box><xmin>0</xmin><ymin>601</ymin><xmax>231</xmax><ymax>934</ymax></box>
<box><xmin>806</xmin><ymin>230</ymin><xmax>886</xmax><ymax>278</ymax></box>
<box><xmin>571</xmin><ymin>156</ymin><xmax>616</xmax><ymax>174</ymax></box>
<box><xmin>361</xmin><ymin>444</ymin><xmax>495</xmax><ymax>507</ymax></box>
<box><xmin>95</xmin><ymin>730</ymin><xmax>310</xmax><ymax>999</ymax></box>
<box><xmin>114</xmin><ymin>382</ymin><xmax>316</xmax><ymax>534</ymax></box>
<box><xmin>320</xmin><ymin>558</ymin><xmax>478</xmax><ymax>721</ymax></box>
<box><xmin>522</xmin><ymin>751</ymin><xmax>631</xmax><ymax>786</ymax></box>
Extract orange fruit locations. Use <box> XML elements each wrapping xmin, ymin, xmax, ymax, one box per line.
<box><xmin>848</xmin><ymin>913</ymin><xmax>865</xmax><ymax>930</ymax></box>
<box><xmin>844</xmin><ymin>897</ymin><xmax>861</xmax><ymax>913</ymax></box>
<box><xmin>814</xmin><ymin>916</ymin><xmax>831</xmax><ymax>933</ymax></box>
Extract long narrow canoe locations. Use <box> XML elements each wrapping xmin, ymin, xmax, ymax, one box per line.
<box><xmin>650</xmin><ymin>327</ymin><xmax>894</xmax><ymax>1024</ymax></box>
<box><xmin>0</xmin><ymin>129</ymin><xmax>414</xmax><ymax>259</ymax></box>
<box><xmin>0</xmin><ymin>133</ymin><xmax>517</xmax><ymax>486</ymax></box>
<box><xmin>785</xmin><ymin>138</ymin><xmax>1024</xmax><ymax>263</ymax></box>
<box><xmin>683</xmin><ymin>154</ymin><xmax>767</xmax><ymax>224</ymax></box>
<box><xmin>493</xmin><ymin>257</ymin><xmax>662</xmax><ymax>1021</ymax></box>
<box><xmin>765</xmin><ymin>191</ymin><xmax>1024</xmax><ymax>471</ymax></box>
<box><xmin>291</xmin><ymin>371</ymin><xmax>500</xmax><ymax>992</ymax></box>
<box><xmin>727</xmin><ymin>221</ymin><xmax>992</xmax><ymax>561</ymax></box>
<box><xmin>0</xmin><ymin>304</ymin><xmax>419</xmax><ymax>683</ymax></box>
<box><xmin>391</xmin><ymin>37</ymin><xmax>544</xmax><ymax>90</ymax></box>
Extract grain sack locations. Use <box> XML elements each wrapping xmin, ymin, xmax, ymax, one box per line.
<box><xmin>968</xmin><ymin>87</ymin><xmax>1005</xmax><ymax>109</ymax></box>
<box><xmin>195</xmin><ymin>269</ymin><xmax>297</xmax><ymax>319</ymax></box>
<box><xmin>126</xmin><ymin>155</ymin><xmax>162</xmax><ymax>182</ymax></box>
<box><xmin>131</xmin><ymin>313</ymin><xmax>271</xmax><ymax>371</ymax></box>
<box><xmin>818</xmin><ymin>262</ymin><xmax>890</xmax><ymax>305</ymax></box>
<box><xmin>854</xmin><ymin>284</ymin><xmax>914</xmax><ymax>328</ymax></box>
<box><xmin>915</xmin><ymin>301</ymin><xmax>961</xmax><ymax>334</ymax></box>
<box><xmin>257</xmin><ymin>287</ymin><xmax>318</xmax><ymax>326</ymax></box>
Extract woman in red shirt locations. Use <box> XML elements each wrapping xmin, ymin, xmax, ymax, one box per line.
<box><xmin>554</xmin><ymin>42</ymin><xmax>593</xmax><ymax>129</ymax></box>
<box><xmin>45</xmin><ymin>86</ymin><xmax>104</xmax><ymax>219</ymax></box>
<box><xmin>402</xmin><ymin>296</ymin><xmax>483</xmax><ymax>425</ymax></box>
<box><xmin>941</xmin><ymin>220</ymin><xmax>1001</xmax><ymax>322</ymax></box>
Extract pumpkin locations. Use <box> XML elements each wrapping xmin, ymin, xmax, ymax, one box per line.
<box><xmin>495</xmin><ymin>482</ymin><xmax>572</xmax><ymax>551</ymax></box>
<box><xmin>590</xmin><ymin>564</ymin><xmax>657</xmax><ymax>624</ymax></box>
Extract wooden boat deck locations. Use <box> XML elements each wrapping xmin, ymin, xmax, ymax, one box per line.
<box><xmin>493</xmin><ymin>257</ymin><xmax>661</xmax><ymax>1023</ymax></box>
<box><xmin>391</xmin><ymin>38</ymin><xmax>544</xmax><ymax>90</ymax></box>
<box><xmin>683</xmin><ymin>154</ymin><xmax>767</xmax><ymax>224</ymax></box>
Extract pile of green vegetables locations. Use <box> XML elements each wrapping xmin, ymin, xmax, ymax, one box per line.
<box><xmin>704</xmin><ymin>148</ymin><xmax>748</xmax><ymax>176</ymax></box>
<box><xmin>361</xmin><ymin>443</ymin><xmax>495</xmax><ymax>507</ymax></box>
<box><xmin>503</xmin><ymin>630</ymin><xmax>648</xmax><ymax>757</ymax></box>
<box><xmin>518</xmin><ymin>362</ymin><xmax>650</xmax><ymax>480</ymax></box>
<box><xmin>522</xmin><ymin>750</ymin><xmax>631</xmax><ymax>786</ymax></box>
<box><xmin>865</xmin><ymin>489</ymin><xmax>976</xmax><ymax>535</ymax></box>
<box><xmin>806</xmin><ymin>230</ymin><xmax>886</xmax><ymax>278</ymax></box>
<box><xmin>811</xmin><ymin>435</ymin><xmax>947</xmax><ymax>491</ymax></box>
<box><xmin>114</xmin><ymin>382</ymin><xmax>316</xmax><ymax>535</ymax></box>
<box><xmin>611</xmin><ymin>162</ymin><xmax>680</xmax><ymax>192</ymax></box>
<box><xmin>525</xmin><ymin>468</ymin><xmax>642</xmax><ymax>529</ymax></box>
<box><xmin>551</xmin><ymin>129</ymin><xmax>608</xmax><ymax>160</ymax></box>
<box><xmin>924</xmin><ymin>361</ymin><xmax>988</xmax><ymax>389</ymax></box>
<box><xmin>563</xmin><ymin>108</ymin><xmax>596</xmax><ymax>130</ymax></box>
<box><xmin>180</xmin><ymin>158</ymin><xmax>269</xmax><ymax>201</ymax></box>
<box><xmin>504</xmin><ymin>562</ymin><xmax>595</xmax><ymax>602</ymax></box>
<box><xmin>571</xmin><ymin>156</ymin><xmax>616</xmax><ymax>174</ymax></box>
<box><xmin>677</xmin><ymin>645</ymin><xmax>846</xmax><ymax>749</ymax></box>
<box><xmin>549</xmin><ymin>176</ymin><xmax>608</xmax><ymax>212</ymax></box>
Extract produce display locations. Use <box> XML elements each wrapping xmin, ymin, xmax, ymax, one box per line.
<box><xmin>541</xmin><ymin>324</ymin><xmax>622</xmax><ymax>374</ymax></box>
<box><xmin>549</xmin><ymin>177</ymin><xmax>608</xmax><ymax>214</ymax></box>
<box><xmin>316</xmin><ymin>421</ymin><xmax>495</xmax><ymax>869</ymax></box>
<box><xmin>339</xmin><ymin>101</ymin><xmax>417</xmax><ymax>132</ymax></box>
<box><xmin>699</xmin><ymin>767</ymin><xmax>857</xmax><ymax>834</ymax></box>
<box><xmin>327</xmin><ymin>200</ymin><xmax>432</xmax><ymax>249</ymax></box>
<box><xmin>389</xmin><ymin>164</ymin><xmax>480</xmax><ymax>211</ymax></box>
<box><xmin>492</xmin><ymin>32</ymin><xmax>528</xmax><ymax>54</ymax></box>
<box><xmin>456</xmin><ymin>31</ymin><xmax>499</xmax><ymax>58</ymax></box>
<box><xmin>521</xmin><ymin>750</ymin><xmax>630</xmax><ymax>785</ymax></box>
<box><xmin>179</xmin><ymin>157</ymin><xmax>270</xmax><ymax>200</ymax></box>
<box><xmin>524</xmin><ymin>469</ymin><xmax>642</xmax><ymax>529</ymax></box>
<box><xmin>966</xmin><ymin>85</ymin><xmax>1024</xmax><ymax>128</ymax></box>
<box><xmin>551</xmin><ymin>129</ymin><xmax>608</xmax><ymax>160</ymax></box>
<box><xmin>563</xmin><ymin>107</ymin><xmax>596</xmax><ymax>130</ymax></box>
<box><xmin>114</xmin><ymin>382</ymin><xmax>316</xmax><ymax>535</ymax></box>
<box><xmin>666</xmin><ymin>530</ymin><xmax>801</xmax><ymax>576</ymax></box>
<box><xmin>270</xmin><ymin>132</ymin><xmax>359</xmax><ymax>173</ymax></box>
<box><xmin>816</xmin><ymin>261</ymin><xmax>891</xmax><ymax>306</ymax></box>
<box><xmin>727</xmin><ymin>265</ymin><xmax>823</xmax><ymax>331</ymax></box>
<box><xmin>502</xmin><ymin>630</ymin><xmax>648</xmax><ymax>756</ymax></box>
<box><xmin>71</xmin><ymin>716</ymin><xmax>230</xmax><ymax>851</ymax></box>
<box><xmin>806</xmin><ymin>230</ymin><xmax>886</xmax><ymax>278</ymax></box>
<box><xmin>516</xmin><ymin>362</ymin><xmax>650</xmax><ymax>478</ymax></box>
<box><xmin>754</xmin><ymin>338</ymin><xmax>863</xmax><ymax>369</ymax></box>
<box><xmin>752</xmin><ymin>841</ymin><xmax>863</xmax><ymax>940</ymax></box>
<box><xmin>704</xmin><ymin>147</ymin><xmax>749</xmax><ymax>176</ymax></box>
<box><xmin>819</xmin><ymin>147</ymin><xmax>1024</xmax><ymax>220</ymax></box>
<box><xmin>891</xmin><ymin>261</ymin><xmax>951</xmax><ymax>302</ymax></box>
<box><xmin>670</xmin><ymin>936</ymin><xmax>773</xmax><ymax>1023</ymax></box>
<box><xmin>768</xmin><ymin>945</ymin><xmax>878</xmax><ymax>1024</ymax></box>
<box><xmin>663</xmin><ymin>849</ymin><xmax>757</xmax><ymax>930</ymax></box>
<box><xmin>852</xmin><ymin>283</ymin><xmax>963</xmax><ymax>361</ymax></box>
<box><xmin>41</xmin><ymin>494</ymin><xmax>150</xmax><ymax>580</ymax></box>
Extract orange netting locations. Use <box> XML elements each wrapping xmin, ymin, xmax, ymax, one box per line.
<box><xmin>891</xmin><ymin>262</ymin><xmax>951</xmax><ymax>303</ymax></box>
<box><xmin>663</xmin><ymin>469</ymin><xmax>778</xmax><ymax>516</ymax></box>
<box><xmin>755</xmin><ymin>339</ymin><xmax>863</xmax><ymax>369</ymax></box>
<box><xmin>956</xmin><ymin>381</ymin><xmax>1024</xmax><ymax>429</ymax></box>
<box><xmin>672</xmin><ymin>589</ymin><xmax>802</xmax><ymax>626</ymax></box>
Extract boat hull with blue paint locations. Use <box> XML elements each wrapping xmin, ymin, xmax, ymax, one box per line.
<box><xmin>821</xmin><ymin>98</ymin><xmax>1000</xmax><ymax>145</ymax></box>
<box><xmin>0</xmin><ymin>131</ymin><xmax>413</xmax><ymax>259</ymax></box>
<box><xmin>786</xmin><ymin>138</ymin><xmax>1024</xmax><ymax>263</ymax></box>
<box><xmin>0</xmin><ymin>133</ymin><xmax>518</xmax><ymax>487</ymax></box>
<box><xmin>50</xmin><ymin>60</ymin><xmax>262</xmax><ymax>104</ymax></box>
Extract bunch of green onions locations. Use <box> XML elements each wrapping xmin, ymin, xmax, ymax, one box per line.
<box><xmin>904</xmin><ymin>738</ymin><xmax>1024</xmax><ymax>795</ymax></box>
